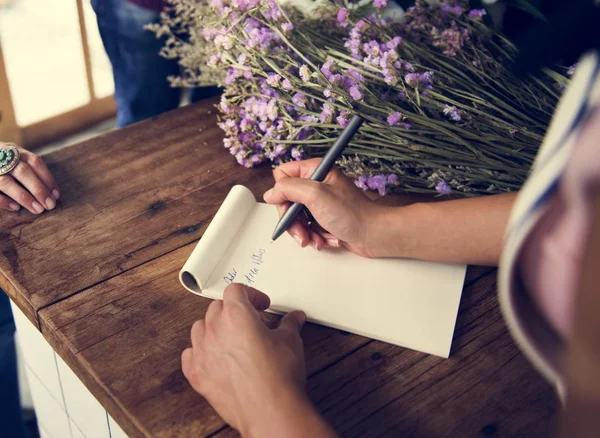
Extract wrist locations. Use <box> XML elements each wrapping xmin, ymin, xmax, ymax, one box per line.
<box><xmin>363</xmin><ymin>204</ymin><xmax>408</xmax><ymax>258</ymax></box>
<box><xmin>243</xmin><ymin>389</ymin><xmax>335</xmax><ymax>438</ymax></box>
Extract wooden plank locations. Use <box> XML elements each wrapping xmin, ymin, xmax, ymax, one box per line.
<box><xmin>40</xmin><ymin>244</ymin><xmax>374</xmax><ymax>437</ymax></box>
<box><xmin>213</xmin><ymin>273</ymin><xmax>556</xmax><ymax>438</ymax></box>
<box><xmin>0</xmin><ymin>101</ymin><xmax>271</xmax><ymax>326</ymax></box>
<box><xmin>40</xmin><ymin>261</ymin><xmax>539</xmax><ymax>438</ymax></box>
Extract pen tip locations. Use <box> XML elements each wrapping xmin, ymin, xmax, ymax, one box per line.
<box><xmin>270</xmin><ymin>240</ymin><xmax>274</xmax><ymax>244</ymax></box>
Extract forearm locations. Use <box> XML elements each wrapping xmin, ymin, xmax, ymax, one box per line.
<box><xmin>245</xmin><ymin>391</ymin><xmax>336</xmax><ymax>438</ymax></box>
<box><xmin>370</xmin><ymin>193</ymin><xmax>516</xmax><ymax>266</ymax></box>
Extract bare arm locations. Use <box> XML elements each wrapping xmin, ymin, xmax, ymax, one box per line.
<box><xmin>370</xmin><ymin>193</ymin><xmax>516</xmax><ymax>266</ymax></box>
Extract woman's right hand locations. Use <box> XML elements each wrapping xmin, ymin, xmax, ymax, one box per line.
<box><xmin>263</xmin><ymin>158</ymin><xmax>384</xmax><ymax>258</ymax></box>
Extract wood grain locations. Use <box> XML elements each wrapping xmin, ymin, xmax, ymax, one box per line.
<box><xmin>0</xmin><ymin>101</ymin><xmax>271</xmax><ymax>326</ymax></box>
<box><xmin>40</xmin><ymin>254</ymin><xmax>554</xmax><ymax>438</ymax></box>
<box><xmin>214</xmin><ymin>273</ymin><xmax>556</xmax><ymax>438</ymax></box>
<box><xmin>2</xmin><ymin>100</ymin><xmax>556</xmax><ymax>437</ymax></box>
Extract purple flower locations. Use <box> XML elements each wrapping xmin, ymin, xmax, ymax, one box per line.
<box><xmin>355</xmin><ymin>176</ymin><xmax>369</xmax><ymax>190</ymax></box>
<box><xmin>434</xmin><ymin>26</ymin><xmax>470</xmax><ymax>57</ymax></box>
<box><xmin>291</xmin><ymin>147</ymin><xmax>304</xmax><ymax>160</ymax></box>
<box><xmin>281</xmin><ymin>22</ymin><xmax>294</xmax><ymax>34</ymax></box>
<box><xmin>356</xmin><ymin>175</ymin><xmax>392</xmax><ymax>196</ymax></box>
<box><xmin>299</xmin><ymin>64</ymin><xmax>311</xmax><ymax>82</ymax></box>
<box><xmin>292</xmin><ymin>92</ymin><xmax>307</xmax><ymax>108</ymax></box>
<box><xmin>568</xmin><ymin>64</ymin><xmax>577</xmax><ymax>76</ymax></box>
<box><xmin>324</xmin><ymin>88</ymin><xmax>333</xmax><ymax>98</ymax></box>
<box><xmin>404</xmin><ymin>71</ymin><xmax>434</xmax><ymax>89</ymax></box>
<box><xmin>367</xmin><ymin>175</ymin><xmax>388</xmax><ymax>196</ymax></box>
<box><xmin>436</xmin><ymin>181</ymin><xmax>452</xmax><ymax>195</ymax></box>
<box><xmin>348</xmin><ymin>85</ymin><xmax>363</xmax><ymax>101</ymax></box>
<box><xmin>337</xmin><ymin>8</ymin><xmax>349</xmax><ymax>27</ymax></box>
<box><xmin>441</xmin><ymin>4</ymin><xmax>463</xmax><ymax>16</ymax></box>
<box><xmin>443</xmin><ymin>105</ymin><xmax>461</xmax><ymax>122</ymax></box>
<box><xmin>348</xmin><ymin>70</ymin><xmax>365</xmax><ymax>82</ymax></box>
<box><xmin>319</xmin><ymin>103</ymin><xmax>334</xmax><ymax>123</ymax></box>
<box><xmin>282</xmin><ymin>78</ymin><xmax>293</xmax><ymax>91</ymax></box>
<box><xmin>468</xmin><ymin>9</ymin><xmax>487</xmax><ymax>18</ymax></box>
<box><xmin>387</xmin><ymin>112</ymin><xmax>402</xmax><ymax>126</ymax></box>
<box><xmin>321</xmin><ymin>59</ymin><xmax>335</xmax><ymax>80</ymax></box>
<box><xmin>225</xmin><ymin>68</ymin><xmax>241</xmax><ymax>85</ymax></box>
<box><xmin>386</xmin><ymin>36</ymin><xmax>402</xmax><ymax>50</ymax></box>
<box><xmin>266</xmin><ymin>73</ymin><xmax>281</xmax><ymax>87</ymax></box>
<box><xmin>373</xmin><ymin>0</ymin><xmax>388</xmax><ymax>9</ymax></box>
<box><xmin>219</xmin><ymin>96</ymin><xmax>233</xmax><ymax>114</ymax></box>
<box><xmin>363</xmin><ymin>40</ymin><xmax>382</xmax><ymax>57</ymax></box>
<box><xmin>336</xmin><ymin>110</ymin><xmax>349</xmax><ymax>127</ymax></box>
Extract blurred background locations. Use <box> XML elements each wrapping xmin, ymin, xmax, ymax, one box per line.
<box><xmin>0</xmin><ymin>0</ymin><xmax>115</xmax><ymax>154</ymax></box>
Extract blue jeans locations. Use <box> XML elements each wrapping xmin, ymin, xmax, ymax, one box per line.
<box><xmin>0</xmin><ymin>292</ymin><xmax>26</xmax><ymax>438</ymax></box>
<box><xmin>91</xmin><ymin>0</ymin><xmax>221</xmax><ymax>127</ymax></box>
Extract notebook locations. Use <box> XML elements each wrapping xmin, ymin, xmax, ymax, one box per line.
<box><xmin>180</xmin><ymin>185</ymin><xmax>467</xmax><ymax>358</ymax></box>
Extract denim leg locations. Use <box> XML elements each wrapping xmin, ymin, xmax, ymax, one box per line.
<box><xmin>91</xmin><ymin>0</ymin><xmax>181</xmax><ymax>127</ymax></box>
<box><xmin>0</xmin><ymin>292</ymin><xmax>27</xmax><ymax>438</ymax></box>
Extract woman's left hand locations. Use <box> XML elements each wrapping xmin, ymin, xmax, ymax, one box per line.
<box><xmin>0</xmin><ymin>145</ymin><xmax>60</xmax><ymax>214</ymax></box>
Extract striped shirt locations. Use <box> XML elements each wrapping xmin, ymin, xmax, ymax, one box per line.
<box><xmin>499</xmin><ymin>51</ymin><xmax>600</xmax><ymax>400</ymax></box>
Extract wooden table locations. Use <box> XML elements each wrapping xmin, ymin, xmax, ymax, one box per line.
<box><xmin>0</xmin><ymin>100</ymin><xmax>557</xmax><ymax>437</ymax></box>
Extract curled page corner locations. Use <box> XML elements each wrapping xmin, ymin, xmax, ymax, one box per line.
<box><xmin>179</xmin><ymin>185</ymin><xmax>257</xmax><ymax>295</ymax></box>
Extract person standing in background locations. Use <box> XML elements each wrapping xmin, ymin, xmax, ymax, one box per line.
<box><xmin>91</xmin><ymin>0</ymin><xmax>221</xmax><ymax>127</ymax></box>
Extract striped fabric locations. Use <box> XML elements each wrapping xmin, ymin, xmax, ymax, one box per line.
<box><xmin>127</xmin><ymin>0</ymin><xmax>166</xmax><ymax>12</ymax></box>
<box><xmin>498</xmin><ymin>51</ymin><xmax>600</xmax><ymax>400</ymax></box>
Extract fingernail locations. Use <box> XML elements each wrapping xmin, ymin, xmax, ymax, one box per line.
<box><xmin>32</xmin><ymin>201</ymin><xmax>44</xmax><ymax>214</ymax></box>
<box><xmin>295</xmin><ymin>311</ymin><xmax>307</xmax><ymax>327</ymax></box>
<box><xmin>9</xmin><ymin>202</ymin><xmax>20</xmax><ymax>211</ymax></box>
<box><xmin>263</xmin><ymin>188</ymin><xmax>273</xmax><ymax>201</ymax></box>
<box><xmin>327</xmin><ymin>238</ymin><xmax>341</xmax><ymax>248</ymax></box>
<box><xmin>45</xmin><ymin>197</ymin><xmax>56</xmax><ymax>210</ymax></box>
<box><xmin>294</xmin><ymin>235</ymin><xmax>303</xmax><ymax>246</ymax></box>
<box><xmin>52</xmin><ymin>189</ymin><xmax>60</xmax><ymax>200</ymax></box>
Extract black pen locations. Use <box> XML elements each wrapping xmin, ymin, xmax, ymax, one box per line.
<box><xmin>271</xmin><ymin>115</ymin><xmax>364</xmax><ymax>242</ymax></box>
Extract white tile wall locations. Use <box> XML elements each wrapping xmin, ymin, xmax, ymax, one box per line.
<box><xmin>108</xmin><ymin>415</ymin><xmax>129</xmax><ymax>438</ymax></box>
<box><xmin>25</xmin><ymin>367</ymin><xmax>71</xmax><ymax>438</ymax></box>
<box><xmin>10</xmin><ymin>301</ymin><xmax>64</xmax><ymax>407</ymax></box>
<box><xmin>57</xmin><ymin>354</ymin><xmax>111</xmax><ymax>438</ymax></box>
<box><xmin>9</xmin><ymin>299</ymin><xmax>130</xmax><ymax>438</ymax></box>
<box><xmin>70</xmin><ymin>420</ymin><xmax>87</xmax><ymax>438</ymax></box>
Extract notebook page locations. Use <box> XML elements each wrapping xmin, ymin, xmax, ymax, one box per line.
<box><xmin>197</xmin><ymin>195</ymin><xmax>467</xmax><ymax>358</ymax></box>
<box><xmin>180</xmin><ymin>185</ymin><xmax>256</xmax><ymax>291</ymax></box>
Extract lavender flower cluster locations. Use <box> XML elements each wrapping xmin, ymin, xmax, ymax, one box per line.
<box><xmin>172</xmin><ymin>0</ymin><xmax>565</xmax><ymax>197</ymax></box>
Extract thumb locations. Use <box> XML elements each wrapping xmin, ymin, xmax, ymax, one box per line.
<box><xmin>277</xmin><ymin>310</ymin><xmax>307</xmax><ymax>334</ymax></box>
<box><xmin>263</xmin><ymin>178</ymin><xmax>323</xmax><ymax>208</ymax></box>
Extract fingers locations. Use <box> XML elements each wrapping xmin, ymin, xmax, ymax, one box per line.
<box><xmin>10</xmin><ymin>161</ymin><xmax>56</xmax><ymax>211</ymax></box>
<box><xmin>278</xmin><ymin>311</ymin><xmax>307</xmax><ymax>335</ymax></box>
<box><xmin>181</xmin><ymin>347</ymin><xmax>194</xmax><ymax>382</ymax></box>
<box><xmin>21</xmin><ymin>151</ymin><xmax>60</xmax><ymax>199</ymax></box>
<box><xmin>263</xmin><ymin>177</ymin><xmax>324</xmax><ymax>209</ymax></box>
<box><xmin>310</xmin><ymin>223</ymin><xmax>341</xmax><ymax>248</ymax></box>
<box><xmin>0</xmin><ymin>174</ymin><xmax>43</xmax><ymax>214</ymax></box>
<box><xmin>223</xmin><ymin>284</ymin><xmax>271</xmax><ymax>311</ymax></box>
<box><xmin>0</xmin><ymin>193</ymin><xmax>20</xmax><ymax>212</ymax></box>
<box><xmin>190</xmin><ymin>319</ymin><xmax>205</xmax><ymax>352</ymax></box>
<box><xmin>205</xmin><ymin>300</ymin><xmax>223</xmax><ymax>326</ymax></box>
<box><xmin>273</xmin><ymin>158</ymin><xmax>323</xmax><ymax>181</ymax></box>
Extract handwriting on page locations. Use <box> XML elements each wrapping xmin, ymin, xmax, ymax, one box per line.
<box><xmin>223</xmin><ymin>248</ymin><xmax>266</xmax><ymax>286</ymax></box>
